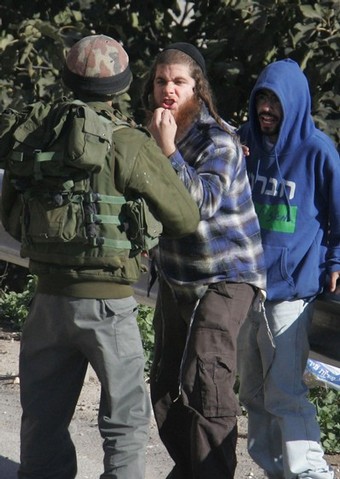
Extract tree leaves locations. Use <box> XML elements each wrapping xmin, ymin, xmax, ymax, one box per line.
<box><xmin>0</xmin><ymin>0</ymin><xmax>339</xmax><ymax>144</ymax></box>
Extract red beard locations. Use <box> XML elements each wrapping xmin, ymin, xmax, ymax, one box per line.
<box><xmin>173</xmin><ymin>96</ymin><xmax>201</xmax><ymax>140</ymax></box>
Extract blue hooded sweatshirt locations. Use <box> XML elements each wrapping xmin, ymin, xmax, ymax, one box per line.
<box><xmin>239</xmin><ymin>59</ymin><xmax>340</xmax><ymax>301</ymax></box>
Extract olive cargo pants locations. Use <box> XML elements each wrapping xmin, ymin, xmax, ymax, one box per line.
<box><xmin>150</xmin><ymin>279</ymin><xmax>255</xmax><ymax>479</ymax></box>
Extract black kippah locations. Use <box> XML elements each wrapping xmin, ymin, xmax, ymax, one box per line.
<box><xmin>163</xmin><ymin>42</ymin><xmax>206</xmax><ymax>75</ymax></box>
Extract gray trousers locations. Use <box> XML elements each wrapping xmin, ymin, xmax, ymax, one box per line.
<box><xmin>238</xmin><ymin>300</ymin><xmax>334</xmax><ymax>479</ymax></box>
<box><xmin>18</xmin><ymin>293</ymin><xmax>151</xmax><ymax>479</ymax></box>
<box><xmin>150</xmin><ymin>278</ymin><xmax>256</xmax><ymax>479</ymax></box>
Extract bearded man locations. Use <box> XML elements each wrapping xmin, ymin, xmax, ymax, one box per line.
<box><xmin>237</xmin><ymin>59</ymin><xmax>339</xmax><ymax>479</ymax></box>
<box><xmin>142</xmin><ymin>43</ymin><xmax>266</xmax><ymax>479</ymax></box>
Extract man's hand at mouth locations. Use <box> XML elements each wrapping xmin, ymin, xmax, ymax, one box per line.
<box><xmin>148</xmin><ymin>107</ymin><xmax>177</xmax><ymax>157</ymax></box>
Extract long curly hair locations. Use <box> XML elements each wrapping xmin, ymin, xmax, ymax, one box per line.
<box><xmin>142</xmin><ymin>48</ymin><xmax>236</xmax><ymax>137</ymax></box>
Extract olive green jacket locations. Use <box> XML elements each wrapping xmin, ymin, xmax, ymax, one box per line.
<box><xmin>1</xmin><ymin>102</ymin><xmax>199</xmax><ymax>298</ymax></box>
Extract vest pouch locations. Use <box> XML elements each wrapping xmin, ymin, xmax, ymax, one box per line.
<box><xmin>0</xmin><ymin>102</ymin><xmax>51</xmax><ymax>171</ymax></box>
<box><xmin>6</xmin><ymin>102</ymin><xmax>53</xmax><ymax>177</ymax></box>
<box><xmin>23</xmin><ymin>195</ymin><xmax>87</xmax><ymax>243</ymax></box>
<box><xmin>122</xmin><ymin>198</ymin><xmax>163</xmax><ymax>253</ymax></box>
<box><xmin>65</xmin><ymin>105</ymin><xmax>112</xmax><ymax>173</ymax></box>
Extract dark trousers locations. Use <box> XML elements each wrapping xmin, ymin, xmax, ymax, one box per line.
<box><xmin>150</xmin><ymin>279</ymin><xmax>256</xmax><ymax>479</ymax></box>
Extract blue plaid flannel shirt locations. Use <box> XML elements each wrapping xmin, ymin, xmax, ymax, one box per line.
<box><xmin>157</xmin><ymin>106</ymin><xmax>266</xmax><ymax>292</ymax></box>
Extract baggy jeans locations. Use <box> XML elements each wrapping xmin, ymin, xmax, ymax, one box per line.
<box><xmin>237</xmin><ymin>299</ymin><xmax>334</xmax><ymax>479</ymax></box>
<box><xmin>150</xmin><ymin>278</ymin><xmax>256</xmax><ymax>479</ymax></box>
<box><xmin>18</xmin><ymin>294</ymin><xmax>151</xmax><ymax>479</ymax></box>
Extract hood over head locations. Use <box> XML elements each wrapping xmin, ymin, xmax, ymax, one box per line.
<box><xmin>248</xmin><ymin>59</ymin><xmax>316</xmax><ymax>155</ymax></box>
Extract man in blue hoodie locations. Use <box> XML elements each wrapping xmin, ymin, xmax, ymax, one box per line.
<box><xmin>237</xmin><ymin>59</ymin><xmax>340</xmax><ymax>479</ymax></box>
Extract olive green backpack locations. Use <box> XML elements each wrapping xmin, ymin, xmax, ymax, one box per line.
<box><xmin>0</xmin><ymin>99</ymin><xmax>162</xmax><ymax>255</ymax></box>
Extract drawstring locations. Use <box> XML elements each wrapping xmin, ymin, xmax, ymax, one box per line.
<box><xmin>274</xmin><ymin>151</ymin><xmax>292</xmax><ymax>222</ymax></box>
<box><xmin>260</xmin><ymin>299</ymin><xmax>275</xmax><ymax>349</ymax></box>
<box><xmin>255</xmin><ymin>158</ymin><xmax>261</xmax><ymax>182</ymax></box>
<box><xmin>253</xmin><ymin>289</ymin><xmax>275</xmax><ymax>349</ymax></box>
<box><xmin>248</xmin><ymin>299</ymin><xmax>276</xmax><ymax>400</ymax></box>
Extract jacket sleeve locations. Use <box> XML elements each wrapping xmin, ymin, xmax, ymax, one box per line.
<box><xmin>322</xmin><ymin>143</ymin><xmax>340</xmax><ymax>272</ymax></box>
<box><xmin>115</xmin><ymin>130</ymin><xmax>200</xmax><ymax>238</ymax></box>
<box><xmin>0</xmin><ymin>170</ymin><xmax>23</xmax><ymax>241</ymax></box>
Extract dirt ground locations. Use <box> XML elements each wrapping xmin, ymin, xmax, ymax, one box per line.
<box><xmin>0</xmin><ymin>331</ymin><xmax>339</xmax><ymax>479</ymax></box>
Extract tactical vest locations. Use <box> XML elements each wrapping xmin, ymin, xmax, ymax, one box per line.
<box><xmin>0</xmin><ymin>100</ymin><xmax>162</xmax><ymax>275</ymax></box>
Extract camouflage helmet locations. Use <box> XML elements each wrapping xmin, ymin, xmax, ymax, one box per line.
<box><xmin>62</xmin><ymin>34</ymin><xmax>132</xmax><ymax>97</ymax></box>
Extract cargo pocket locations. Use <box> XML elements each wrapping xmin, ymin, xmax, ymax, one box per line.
<box><xmin>198</xmin><ymin>352</ymin><xmax>239</xmax><ymax>417</ymax></box>
<box><xmin>106</xmin><ymin>299</ymin><xmax>144</xmax><ymax>359</ymax></box>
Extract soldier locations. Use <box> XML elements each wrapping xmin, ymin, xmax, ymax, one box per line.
<box><xmin>8</xmin><ymin>35</ymin><xmax>200</xmax><ymax>479</ymax></box>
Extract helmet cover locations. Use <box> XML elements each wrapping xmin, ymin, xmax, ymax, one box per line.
<box><xmin>63</xmin><ymin>34</ymin><xmax>132</xmax><ymax>96</ymax></box>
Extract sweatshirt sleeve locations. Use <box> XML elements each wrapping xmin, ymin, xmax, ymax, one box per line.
<box><xmin>119</xmin><ymin>131</ymin><xmax>200</xmax><ymax>238</ymax></box>
<box><xmin>323</xmin><ymin>143</ymin><xmax>340</xmax><ymax>272</ymax></box>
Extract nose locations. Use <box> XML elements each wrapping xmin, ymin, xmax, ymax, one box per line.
<box><xmin>262</xmin><ymin>99</ymin><xmax>272</xmax><ymax>110</ymax></box>
<box><xmin>257</xmin><ymin>98</ymin><xmax>275</xmax><ymax>114</ymax></box>
<box><xmin>163</xmin><ymin>81</ymin><xmax>174</xmax><ymax>95</ymax></box>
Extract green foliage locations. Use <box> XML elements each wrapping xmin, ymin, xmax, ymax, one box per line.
<box><xmin>136</xmin><ymin>304</ymin><xmax>155</xmax><ymax>377</ymax></box>
<box><xmin>0</xmin><ymin>275</ymin><xmax>37</xmax><ymax>329</ymax></box>
<box><xmin>0</xmin><ymin>0</ymin><xmax>338</xmax><ymax>143</ymax></box>
<box><xmin>309</xmin><ymin>386</ymin><xmax>340</xmax><ymax>454</ymax></box>
<box><xmin>184</xmin><ymin>0</ymin><xmax>339</xmax><ymax>142</ymax></box>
